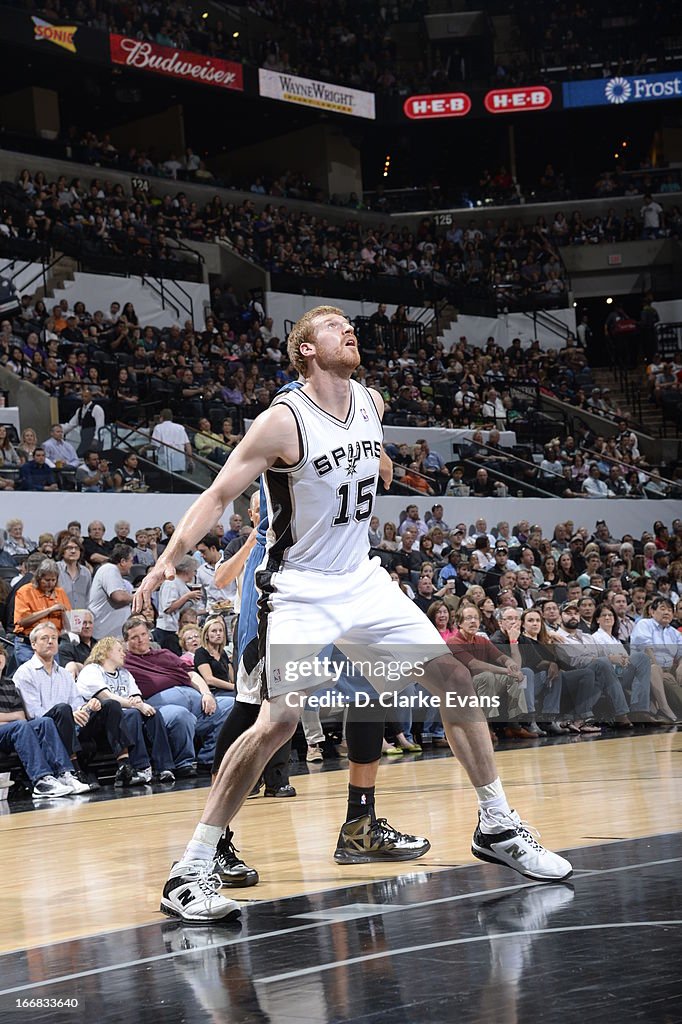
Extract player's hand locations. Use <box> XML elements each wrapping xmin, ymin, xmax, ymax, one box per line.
<box><xmin>132</xmin><ymin>562</ymin><xmax>175</xmax><ymax>612</ymax></box>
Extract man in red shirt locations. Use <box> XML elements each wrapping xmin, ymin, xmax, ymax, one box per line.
<box><xmin>123</xmin><ymin>616</ymin><xmax>233</xmax><ymax>774</ymax></box>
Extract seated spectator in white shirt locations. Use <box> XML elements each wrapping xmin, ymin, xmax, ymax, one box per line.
<box><xmin>13</xmin><ymin>621</ymin><xmax>148</xmax><ymax>787</ymax></box>
<box><xmin>398</xmin><ymin>504</ymin><xmax>428</xmax><ymax>538</ymax></box>
<box><xmin>582</xmin><ymin>464</ymin><xmax>613</xmax><ymax>498</ymax></box>
<box><xmin>630</xmin><ymin>598</ymin><xmax>682</xmax><ymax>719</ymax></box>
<box><xmin>42</xmin><ymin>424</ymin><xmax>80</xmax><ymax>468</ymax></box>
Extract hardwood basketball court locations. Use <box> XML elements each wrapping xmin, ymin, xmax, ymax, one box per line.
<box><xmin>0</xmin><ymin>732</ymin><xmax>680</xmax><ymax>1021</ymax></box>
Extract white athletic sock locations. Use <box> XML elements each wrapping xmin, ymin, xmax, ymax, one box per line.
<box><xmin>475</xmin><ymin>777</ymin><xmax>512</xmax><ymax>827</ymax></box>
<box><xmin>182</xmin><ymin>822</ymin><xmax>223</xmax><ymax>864</ymax></box>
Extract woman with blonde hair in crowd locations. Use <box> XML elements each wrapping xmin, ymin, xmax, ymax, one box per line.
<box><xmin>368</xmin><ymin>515</ymin><xmax>382</xmax><ymax>549</ymax></box>
<box><xmin>464</xmin><ymin>584</ymin><xmax>486</xmax><ymax>608</ymax></box>
<box><xmin>379</xmin><ymin>521</ymin><xmax>399</xmax><ymax>551</ymax></box>
<box><xmin>79</xmin><ymin>636</ymin><xmax>175</xmax><ymax>784</ymax></box>
<box><xmin>15</xmin><ymin>427</ymin><xmax>38</xmax><ymax>464</ymax></box>
<box><xmin>194</xmin><ymin>617</ymin><xmax>235</xmax><ymax>694</ymax></box>
<box><xmin>37</xmin><ymin>534</ymin><xmax>55</xmax><ymax>557</ymax></box>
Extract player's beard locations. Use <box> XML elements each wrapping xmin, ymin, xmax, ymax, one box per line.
<box><xmin>316</xmin><ymin>344</ymin><xmax>361</xmax><ymax>375</ymax></box>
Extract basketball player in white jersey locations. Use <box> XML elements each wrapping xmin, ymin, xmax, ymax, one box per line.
<box><xmin>135</xmin><ymin>306</ymin><xmax>572</xmax><ymax>924</ymax></box>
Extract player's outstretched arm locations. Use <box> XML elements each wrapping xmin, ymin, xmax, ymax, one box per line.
<box><xmin>132</xmin><ymin>406</ymin><xmax>296</xmax><ymax>610</ymax></box>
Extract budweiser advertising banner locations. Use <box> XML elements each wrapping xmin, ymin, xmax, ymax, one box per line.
<box><xmin>110</xmin><ymin>35</ymin><xmax>243</xmax><ymax>91</ymax></box>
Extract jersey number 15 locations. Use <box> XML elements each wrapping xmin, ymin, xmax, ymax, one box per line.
<box><xmin>332</xmin><ymin>476</ymin><xmax>375</xmax><ymax>526</ymax></box>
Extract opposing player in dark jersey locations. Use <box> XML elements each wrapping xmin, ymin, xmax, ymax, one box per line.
<box><xmin>136</xmin><ymin>305</ymin><xmax>572</xmax><ymax>924</ymax></box>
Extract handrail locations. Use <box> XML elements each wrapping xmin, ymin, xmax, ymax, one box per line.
<box><xmin>521</xmin><ymin>308</ymin><xmax>572</xmax><ymax>342</ymax></box>
<box><xmin>166</xmin><ymin>277</ymin><xmax>195</xmax><ymax>325</ymax></box>
<box><xmin>459</xmin><ymin>437</ymin><xmax>566</xmax><ymax>488</ymax></box>
<box><xmin>466</xmin><ymin>458</ymin><xmax>559</xmax><ymax>498</ymax></box>
<box><xmin>580</xmin><ymin>446</ymin><xmax>677</xmax><ymax>489</ymax></box>
<box><xmin>1</xmin><ymin>249</ymin><xmax>69</xmax><ymax>296</ymax></box>
<box><xmin>540</xmin><ymin>391</ymin><xmax>656</xmax><ymax>442</ymax></box>
<box><xmin>174</xmin><ymin>237</ymin><xmax>205</xmax><ymax>265</ymax></box>
<box><xmin>354</xmin><ymin>316</ymin><xmax>426</xmax><ymax>354</ymax></box>
<box><xmin>655</xmin><ymin>322</ymin><xmax>682</xmax><ymax>359</ymax></box>
<box><xmin>140</xmin><ymin>275</ymin><xmax>180</xmax><ymax>319</ymax></box>
<box><xmin>460</xmin><ymin>429</ymin><xmax>678</xmax><ymax>494</ymax></box>
<box><xmin>114</xmin><ymin>421</ymin><xmax>221</xmax><ymax>478</ymax></box>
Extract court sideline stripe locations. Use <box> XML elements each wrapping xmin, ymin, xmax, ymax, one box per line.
<box><xmin>0</xmin><ymin>854</ymin><xmax>679</xmax><ymax>996</ymax></box>
<box><xmin>0</xmin><ymin>829</ymin><xmax>678</xmax><ymax>959</ymax></box>
<box><xmin>256</xmin><ymin>921</ymin><xmax>682</xmax><ymax>986</ymax></box>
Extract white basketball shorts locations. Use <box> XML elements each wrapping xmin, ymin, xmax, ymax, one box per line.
<box><xmin>258</xmin><ymin>556</ymin><xmax>449</xmax><ymax>700</ymax></box>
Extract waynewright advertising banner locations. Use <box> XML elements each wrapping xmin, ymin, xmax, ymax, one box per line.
<box><xmin>259</xmin><ymin>68</ymin><xmax>376</xmax><ymax>120</ymax></box>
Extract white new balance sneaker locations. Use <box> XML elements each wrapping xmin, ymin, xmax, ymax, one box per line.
<box><xmin>472</xmin><ymin>808</ymin><xmax>573</xmax><ymax>882</ymax></box>
<box><xmin>160</xmin><ymin>860</ymin><xmax>242</xmax><ymax>924</ymax></box>
<box><xmin>58</xmin><ymin>772</ymin><xmax>92</xmax><ymax>795</ymax></box>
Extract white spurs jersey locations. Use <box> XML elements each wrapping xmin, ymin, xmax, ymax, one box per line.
<box><xmin>262</xmin><ymin>379</ymin><xmax>382</xmax><ymax>574</ymax></box>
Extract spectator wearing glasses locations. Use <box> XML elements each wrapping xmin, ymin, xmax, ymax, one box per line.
<box><xmin>59</xmin><ymin>611</ymin><xmax>96</xmax><ymax>674</ymax></box>
<box><xmin>450</xmin><ymin>604</ymin><xmax>529</xmax><ymax>728</ymax></box>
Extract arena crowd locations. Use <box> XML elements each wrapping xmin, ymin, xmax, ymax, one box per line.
<box><xmin>1</xmin><ymin>504</ymin><xmax>681</xmax><ymax>798</ymax></box>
